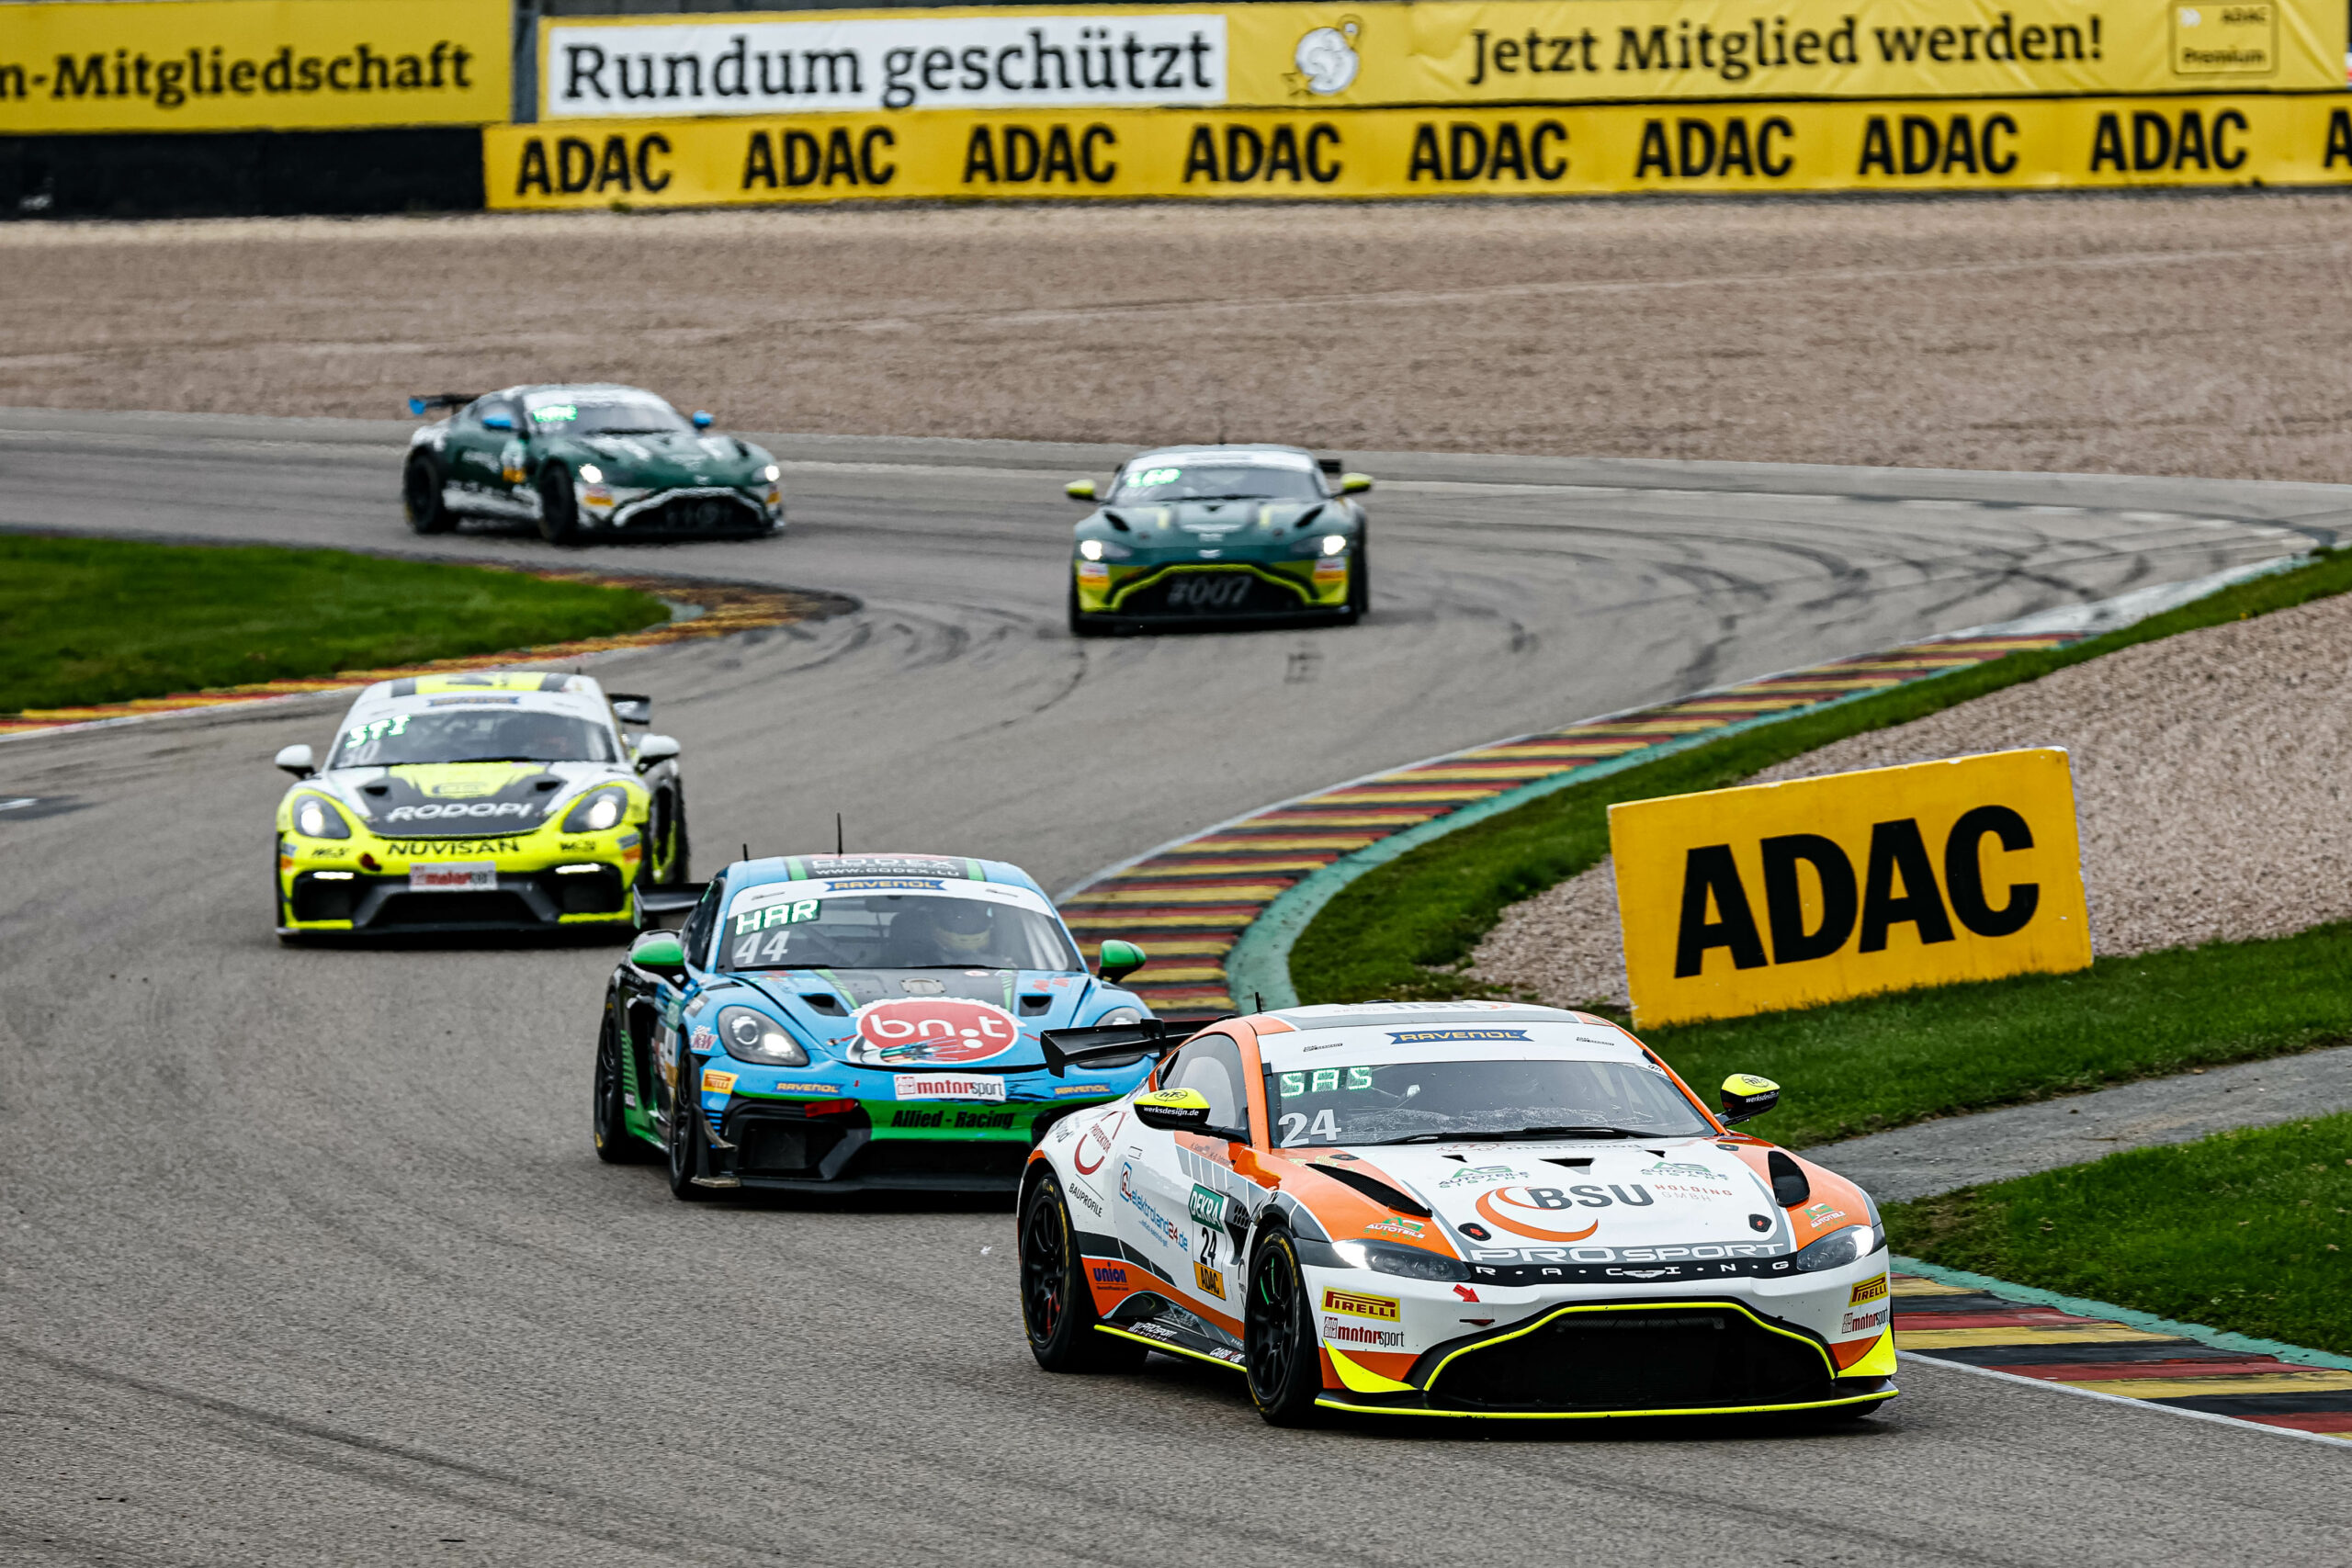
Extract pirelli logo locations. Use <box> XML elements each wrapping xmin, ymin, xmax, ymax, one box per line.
<box><xmin>1850</xmin><ymin>1274</ymin><xmax>1889</xmax><ymax>1305</ymax></box>
<box><xmin>1321</xmin><ymin>1287</ymin><xmax>1400</xmax><ymax>1321</ymax></box>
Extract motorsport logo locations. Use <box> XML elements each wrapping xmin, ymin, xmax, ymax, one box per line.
<box><xmin>1385</xmin><ymin>1027</ymin><xmax>1530</xmax><ymax>1044</ymax></box>
<box><xmin>383</xmin><ymin>801</ymin><xmax>534</xmax><ymax>822</ymax></box>
<box><xmin>1188</xmin><ymin>1183</ymin><xmax>1228</xmax><ymax>1227</ymax></box>
<box><xmin>847</xmin><ymin>996</ymin><xmax>1022</xmax><ymax>1067</ymax></box>
<box><xmin>1322</xmin><ymin>1318</ymin><xmax>1406</xmax><ymax>1349</ymax></box>
<box><xmin>1321</xmin><ymin>1287</ymin><xmax>1400</xmax><ymax>1321</ymax></box>
<box><xmin>1118</xmin><ymin>1162</ymin><xmax>1189</xmax><ymax>1253</ymax></box>
<box><xmin>1436</xmin><ymin>1163</ymin><xmax>1521</xmax><ymax>1189</ymax></box>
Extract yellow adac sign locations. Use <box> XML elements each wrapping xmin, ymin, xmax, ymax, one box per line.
<box><xmin>0</xmin><ymin>0</ymin><xmax>509</xmax><ymax>133</ymax></box>
<box><xmin>1610</xmin><ymin>749</ymin><xmax>2091</xmax><ymax>1027</ymax></box>
<box><xmin>485</xmin><ymin>95</ymin><xmax>2352</xmax><ymax>208</ymax></box>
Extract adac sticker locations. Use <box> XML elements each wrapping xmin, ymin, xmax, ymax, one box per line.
<box><xmin>847</xmin><ymin>996</ymin><xmax>1023</xmax><ymax>1066</ymax></box>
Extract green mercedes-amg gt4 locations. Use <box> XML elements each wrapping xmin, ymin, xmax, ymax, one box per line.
<box><xmin>1064</xmin><ymin>445</ymin><xmax>1372</xmax><ymax>635</ymax></box>
<box><xmin>401</xmin><ymin>384</ymin><xmax>785</xmax><ymax>545</ymax></box>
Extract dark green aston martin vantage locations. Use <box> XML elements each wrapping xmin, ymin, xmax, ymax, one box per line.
<box><xmin>1064</xmin><ymin>445</ymin><xmax>1372</xmax><ymax>635</ymax></box>
<box><xmin>401</xmin><ymin>384</ymin><xmax>786</xmax><ymax>545</ymax></box>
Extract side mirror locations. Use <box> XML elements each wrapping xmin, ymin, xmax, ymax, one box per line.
<box><xmin>1097</xmin><ymin>938</ymin><xmax>1148</xmax><ymax>983</ymax></box>
<box><xmin>691</xmin><ymin>411</ymin><xmax>714</xmax><ymax>430</ymax></box>
<box><xmin>1719</xmin><ymin>1074</ymin><xmax>1781</xmax><ymax>1124</ymax></box>
<box><xmin>1065</xmin><ymin>479</ymin><xmax>1097</xmax><ymax>502</ymax></box>
<box><xmin>633</xmin><ymin>734</ymin><xmax>681</xmax><ymax>771</ymax></box>
<box><xmin>608</xmin><ymin>694</ymin><xmax>652</xmax><ymax>727</ymax></box>
<box><xmin>629</xmin><ymin>928</ymin><xmax>686</xmax><ymax>978</ymax></box>
<box><xmin>1133</xmin><ymin>1087</ymin><xmax>1212</xmax><ymax>1134</ymax></box>
<box><xmin>481</xmin><ymin>413</ymin><xmax>514</xmax><ymax>432</ymax></box>
<box><xmin>1340</xmin><ymin>473</ymin><xmax>1373</xmax><ymax>494</ymax></box>
<box><xmin>274</xmin><ymin>743</ymin><xmax>316</xmax><ymax>778</ymax></box>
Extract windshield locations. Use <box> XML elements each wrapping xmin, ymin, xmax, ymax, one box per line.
<box><xmin>332</xmin><ymin>709</ymin><xmax>619</xmax><ymax>767</ymax></box>
<box><xmin>527</xmin><ymin>397</ymin><xmax>693</xmax><ymax>436</ymax></box>
<box><xmin>1111</xmin><ymin>462</ymin><xmax>1325</xmax><ymax>504</ymax></box>
<box><xmin>720</xmin><ymin>893</ymin><xmax>1081</xmax><ymax>973</ymax></box>
<box><xmin>1263</xmin><ymin>1058</ymin><xmax>1713</xmax><ymax>1147</ymax></box>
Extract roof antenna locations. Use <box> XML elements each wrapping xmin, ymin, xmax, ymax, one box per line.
<box><xmin>1254</xmin><ymin>992</ymin><xmax>1264</xmax><ymax>1013</ymax></box>
<box><xmin>836</xmin><ymin>813</ymin><xmax>844</xmax><ymax>856</ymax></box>
<box><xmin>741</xmin><ymin>842</ymin><xmax>750</xmax><ymax>863</ymax></box>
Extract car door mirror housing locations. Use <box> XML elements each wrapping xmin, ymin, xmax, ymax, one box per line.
<box><xmin>1719</xmin><ymin>1073</ymin><xmax>1781</xmax><ymax>1123</ymax></box>
<box><xmin>608</xmin><ymin>694</ymin><xmax>653</xmax><ymax>727</ymax></box>
<box><xmin>633</xmin><ymin>734</ymin><xmax>681</xmax><ymax>771</ymax></box>
<box><xmin>1133</xmin><ymin>1087</ymin><xmax>1213</xmax><ymax>1134</ymax></box>
<box><xmin>692</xmin><ymin>411</ymin><xmax>714</xmax><ymax>429</ymax></box>
<box><xmin>1340</xmin><ymin>473</ymin><xmax>1374</xmax><ymax>494</ymax></box>
<box><xmin>1065</xmin><ymin>479</ymin><xmax>1097</xmax><ymax>502</ymax></box>
<box><xmin>481</xmin><ymin>413</ymin><xmax>514</xmax><ymax>432</ymax></box>
<box><xmin>1097</xmin><ymin>938</ymin><xmax>1148</xmax><ymax>983</ymax></box>
<box><xmin>629</xmin><ymin>929</ymin><xmax>686</xmax><ymax>977</ymax></box>
<box><xmin>274</xmin><ymin>743</ymin><xmax>316</xmax><ymax>778</ymax></box>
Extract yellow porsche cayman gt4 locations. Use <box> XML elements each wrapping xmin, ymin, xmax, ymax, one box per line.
<box><xmin>270</xmin><ymin>671</ymin><xmax>689</xmax><ymax>940</ymax></box>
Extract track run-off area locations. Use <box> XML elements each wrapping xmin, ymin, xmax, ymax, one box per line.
<box><xmin>4</xmin><ymin>407</ymin><xmax>2350</xmax><ymax>1565</ymax></box>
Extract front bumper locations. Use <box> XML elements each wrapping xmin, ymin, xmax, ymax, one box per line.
<box><xmin>661</xmin><ymin>1084</ymin><xmax>1117</xmax><ymax>1194</ymax></box>
<box><xmin>582</xmin><ymin>484</ymin><xmax>782</xmax><ymax>535</ymax></box>
<box><xmin>1075</xmin><ymin>557</ymin><xmax>1349</xmax><ymax>621</ymax></box>
<box><xmin>277</xmin><ymin>828</ymin><xmax>642</xmax><ymax>933</ymax></box>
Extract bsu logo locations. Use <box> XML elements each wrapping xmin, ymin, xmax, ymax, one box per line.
<box><xmin>1676</xmin><ymin>807</ymin><xmax>2040</xmax><ymax>977</ymax></box>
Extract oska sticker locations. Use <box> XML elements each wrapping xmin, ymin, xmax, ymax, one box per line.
<box><xmin>848</xmin><ymin>997</ymin><xmax>1023</xmax><ymax>1066</ymax></box>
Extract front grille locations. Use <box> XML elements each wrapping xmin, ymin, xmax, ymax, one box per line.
<box><xmin>636</xmin><ymin>494</ymin><xmax>761</xmax><ymax>533</ymax></box>
<box><xmin>290</xmin><ymin>874</ymin><xmax>359</xmax><ymax>921</ymax></box>
<box><xmin>546</xmin><ymin>866</ymin><xmax>627</xmax><ymax>915</ymax></box>
<box><xmin>1428</xmin><ymin>1307</ymin><xmax>1834</xmax><ymax>1413</ymax></box>
<box><xmin>848</xmin><ymin>1140</ymin><xmax>1030</xmax><ymax>1182</ymax></box>
<box><xmin>1115</xmin><ymin>569</ymin><xmax>1310</xmax><ymax>618</ymax></box>
<box><xmin>372</xmin><ymin>890</ymin><xmax>537</xmax><ymax>928</ymax></box>
<box><xmin>737</xmin><ymin>1119</ymin><xmax>852</xmax><ymax>1177</ymax></box>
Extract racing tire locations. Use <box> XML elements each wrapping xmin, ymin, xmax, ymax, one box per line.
<box><xmin>403</xmin><ymin>454</ymin><xmax>455</xmax><ymax>536</ymax></box>
<box><xmin>537</xmin><ymin>468</ymin><xmax>582</xmax><ymax>547</ymax></box>
<box><xmin>593</xmin><ymin>1008</ymin><xmax>654</xmax><ymax>1165</ymax></box>
<box><xmin>1067</xmin><ymin>581</ymin><xmax>1111</xmax><ymax>639</ymax></box>
<box><xmin>665</xmin><ymin>1064</ymin><xmax>716</xmax><ymax>1201</ymax></box>
<box><xmin>1019</xmin><ymin>1172</ymin><xmax>1147</xmax><ymax>1373</ymax></box>
<box><xmin>1244</xmin><ymin>1230</ymin><xmax>1325</xmax><ymax>1427</ymax></box>
<box><xmin>1339</xmin><ymin>543</ymin><xmax>1370</xmax><ymax>625</ymax></box>
<box><xmin>655</xmin><ymin>788</ymin><xmax>691</xmax><ymax>887</ymax></box>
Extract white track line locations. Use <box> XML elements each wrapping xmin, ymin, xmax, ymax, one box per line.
<box><xmin>1901</xmin><ymin>1353</ymin><xmax>2352</xmax><ymax>1450</ymax></box>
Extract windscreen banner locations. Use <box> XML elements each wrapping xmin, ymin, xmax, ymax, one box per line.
<box><xmin>0</xmin><ymin>0</ymin><xmax>509</xmax><ymax>133</ymax></box>
<box><xmin>537</xmin><ymin>0</ymin><xmax>2344</xmax><ymax>121</ymax></box>
<box><xmin>1606</xmin><ymin>749</ymin><xmax>2093</xmax><ymax>1027</ymax></box>
<box><xmin>485</xmin><ymin>94</ymin><xmax>2352</xmax><ymax>206</ymax></box>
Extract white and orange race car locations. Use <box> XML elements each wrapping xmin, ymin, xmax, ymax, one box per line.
<box><xmin>1018</xmin><ymin>1001</ymin><xmax>1895</xmax><ymax>1426</ymax></box>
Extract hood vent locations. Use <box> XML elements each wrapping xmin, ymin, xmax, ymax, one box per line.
<box><xmin>1312</xmin><ymin>1163</ymin><xmax>1431</xmax><ymax>1218</ymax></box>
<box><xmin>1295</xmin><ymin>503</ymin><xmax>1325</xmax><ymax>528</ymax></box>
<box><xmin>1541</xmin><ymin>1156</ymin><xmax>1593</xmax><ymax>1169</ymax></box>
<box><xmin>1767</xmin><ymin>1149</ymin><xmax>1812</xmax><ymax>1208</ymax></box>
<box><xmin>799</xmin><ymin>993</ymin><xmax>847</xmax><ymax>1015</ymax></box>
<box><xmin>1102</xmin><ymin>510</ymin><xmax>1132</xmax><ymax>532</ymax></box>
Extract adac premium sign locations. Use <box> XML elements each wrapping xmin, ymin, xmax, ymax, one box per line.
<box><xmin>1608</xmin><ymin>749</ymin><xmax>2092</xmax><ymax>1028</ymax></box>
<box><xmin>536</xmin><ymin>0</ymin><xmax>2343</xmax><ymax>120</ymax></box>
<box><xmin>0</xmin><ymin>0</ymin><xmax>509</xmax><ymax>134</ymax></box>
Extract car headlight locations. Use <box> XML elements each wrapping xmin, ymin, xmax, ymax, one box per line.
<box><xmin>1299</xmin><ymin>1236</ymin><xmax>1468</xmax><ymax>1282</ymax></box>
<box><xmin>1792</xmin><ymin>1222</ymin><xmax>1885</xmax><ymax>1272</ymax></box>
<box><xmin>763</xmin><ymin>464</ymin><xmax>781</xmax><ymax>482</ymax></box>
<box><xmin>561</xmin><ymin>785</ymin><xmax>628</xmax><ymax>833</ymax></box>
<box><xmin>577</xmin><ymin>463</ymin><xmax>603</xmax><ymax>484</ymax></box>
<box><xmin>1094</xmin><ymin>1007</ymin><xmax>1143</xmax><ymax>1026</ymax></box>
<box><xmin>1079</xmin><ymin>538</ymin><xmax>1105</xmax><ymax>561</ymax></box>
<box><xmin>717</xmin><ymin>1006</ymin><xmax>808</xmax><ymax>1066</ymax></box>
<box><xmin>1320</xmin><ymin>534</ymin><xmax>1349</xmax><ymax>556</ymax></box>
<box><xmin>290</xmin><ymin>795</ymin><xmax>350</xmax><ymax>840</ymax></box>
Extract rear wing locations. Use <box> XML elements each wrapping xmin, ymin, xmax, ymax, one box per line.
<box><xmin>1039</xmin><ymin>1015</ymin><xmax>1224</xmax><ymax>1077</ymax></box>
<box><xmin>406</xmin><ymin>393</ymin><xmax>479</xmax><ymax>417</ymax></box>
<box><xmin>637</xmin><ymin>883</ymin><xmax>707</xmax><ymax>928</ymax></box>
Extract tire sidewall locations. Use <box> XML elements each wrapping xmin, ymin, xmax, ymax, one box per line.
<box><xmin>538</xmin><ymin>468</ymin><xmax>581</xmax><ymax>546</ymax></box>
<box><xmin>1020</xmin><ymin>1173</ymin><xmax>1087</xmax><ymax>1361</ymax></box>
<box><xmin>666</xmin><ymin>1057</ymin><xmax>711</xmax><ymax>1199</ymax></box>
<box><xmin>404</xmin><ymin>454</ymin><xmax>450</xmax><ymax>535</ymax></box>
<box><xmin>1246</xmin><ymin>1229</ymin><xmax>1323</xmax><ymax>1422</ymax></box>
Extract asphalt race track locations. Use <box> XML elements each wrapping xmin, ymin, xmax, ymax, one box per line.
<box><xmin>3</xmin><ymin>408</ymin><xmax>2349</xmax><ymax>1565</ymax></box>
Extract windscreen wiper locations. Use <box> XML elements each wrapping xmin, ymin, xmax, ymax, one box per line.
<box><xmin>1374</xmin><ymin>1125</ymin><xmax>1649</xmax><ymax>1144</ymax></box>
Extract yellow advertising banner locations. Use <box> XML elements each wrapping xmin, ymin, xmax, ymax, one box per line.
<box><xmin>0</xmin><ymin>0</ymin><xmax>509</xmax><ymax>133</ymax></box>
<box><xmin>536</xmin><ymin>0</ymin><xmax>2344</xmax><ymax>122</ymax></box>
<box><xmin>1608</xmin><ymin>749</ymin><xmax>2093</xmax><ymax>1028</ymax></box>
<box><xmin>485</xmin><ymin>95</ymin><xmax>2352</xmax><ymax>207</ymax></box>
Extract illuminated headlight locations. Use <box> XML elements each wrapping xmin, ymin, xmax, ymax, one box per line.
<box><xmin>1320</xmin><ymin>535</ymin><xmax>1349</xmax><ymax>556</ymax></box>
<box><xmin>1079</xmin><ymin>538</ymin><xmax>1105</xmax><ymax>561</ymax></box>
<box><xmin>561</xmin><ymin>786</ymin><xmax>628</xmax><ymax>833</ymax></box>
<box><xmin>717</xmin><ymin>1005</ymin><xmax>808</xmax><ymax>1066</ymax></box>
<box><xmin>1095</xmin><ymin>1007</ymin><xmax>1142</xmax><ymax>1026</ymax></box>
<box><xmin>291</xmin><ymin>795</ymin><xmax>350</xmax><ymax>840</ymax></box>
<box><xmin>763</xmin><ymin>464</ymin><xmax>781</xmax><ymax>482</ymax></box>
<box><xmin>577</xmin><ymin>463</ymin><xmax>604</xmax><ymax>484</ymax></box>
<box><xmin>1792</xmin><ymin>1223</ymin><xmax>1885</xmax><ymax>1272</ymax></box>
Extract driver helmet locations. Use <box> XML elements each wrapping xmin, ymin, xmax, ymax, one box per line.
<box><xmin>923</xmin><ymin>897</ymin><xmax>996</xmax><ymax>956</ymax></box>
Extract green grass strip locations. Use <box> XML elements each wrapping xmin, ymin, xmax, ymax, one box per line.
<box><xmin>1638</xmin><ymin>921</ymin><xmax>2352</xmax><ymax>1148</ymax></box>
<box><xmin>1887</xmin><ymin>1113</ymin><xmax>2352</xmax><ymax>1359</ymax></box>
<box><xmin>1293</xmin><ymin>547</ymin><xmax>2352</xmax><ymax>1006</ymax></box>
<box><xmin>0</xmin><ymin>535</ymin><xmax>670</xmax><ymax>715</ymax></box>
